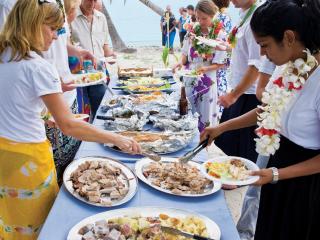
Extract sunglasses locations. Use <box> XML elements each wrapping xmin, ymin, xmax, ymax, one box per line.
<box><xmin>38</xmin><ymin>0</ymin><xmax>66</xmax><ymax>35</ymax></box>
<box><xmin>38</xmin><ymin>0</ymin><xmax>56</xmax><ymax>4</ymax></box>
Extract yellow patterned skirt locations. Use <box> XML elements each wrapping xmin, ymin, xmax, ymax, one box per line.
<box><xmin>0</xmin><ymin>137</ymin><xmax>59</xmax><ymax>240</ymax></box>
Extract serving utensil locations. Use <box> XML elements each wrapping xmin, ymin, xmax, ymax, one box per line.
<box><xmin>141</xmin><ymin>150</ymin><xmax>161</xmax><ymax>162</ymax></box>
<box><xmin>179</xmin><ymin>137</ymin><xmax>209</xmax><ymax>163</ymax></box>
<box><xmin>96</xmin><ymin>115</ymin><xmax>116</xmax><ymax>121</ymax></box>
<box><xmin>161</xmin><ymin>226</ymin><xmax>216</xmax><ymax>240</ymax></box>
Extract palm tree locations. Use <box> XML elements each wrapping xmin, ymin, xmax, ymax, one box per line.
<box><xmin>101</xmin><ymin>3</ymin><xmax>136</xmax><ymax>53</ymax></box>
<box><xmin>137</xmin><ymin>0</ymin><xmax>164</xmax><ymax>16</ymax></box>
<box><xmin>102</xmin><ymin>0</ymin><xmax>164</xmax><ymax>52</ymax></box>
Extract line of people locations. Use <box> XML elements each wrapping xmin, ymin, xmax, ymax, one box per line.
<box><xmin>0</xmin><ymin>0</ymin><xmax>141</xmax><ymax>239</ymax></box>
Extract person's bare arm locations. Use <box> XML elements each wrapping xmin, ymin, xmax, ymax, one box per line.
<box><xmin>197</xmin><ymin>64</ymin><xmax>224</xmax><ymax>74</ymax></box>
<box><xmin>252</xmin><ymin>154</ymin><xmax>320</xmax><ymax>185</ymax></box>
<box><xmin>103</xmin><ymin>44</ymin><xmax>116</xmax><ymax>58</ymax></box>
<box><xmin>67</xmin><ymin>41</ymin><xmax>96</xmax><ymax>66</ymax></box>
<box><xmin>200</xmin><ymin>108</ymin><xmax>258</xmax><ymax>145</ymax></box>
<box><xmin>256</xmin><ymin>72</ymin><xmax>271</xmax><ymax>100</ymax></box>
<box><xmin>219</xmin><ymin>65</ymin><xmax>259</xmax><ymax>108</ymax></box>
<box><xmin>41</xmin><ymin>93</ymin><xmax>141</xmax><ymax>154</ymax></box>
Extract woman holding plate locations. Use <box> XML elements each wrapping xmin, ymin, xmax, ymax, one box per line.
<box><xmin>201</xmin><ymin>0</ymin><xmax>320</xmax><ymax>239</ymax></box>
<box><xmin>174</xmin><ymin>0</ymin><xmax>228</xmax><ymax>132</ymax></box>
<box><xmin>0</xmin><ymin>1</ymin><xmax>140</xmax><ymax>239</ymax></box>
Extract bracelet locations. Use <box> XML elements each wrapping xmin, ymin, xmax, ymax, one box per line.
<box><xmin>270</xmin><ymin>167</ymin><xmax>279</xmax><ymax>184</ymax></box>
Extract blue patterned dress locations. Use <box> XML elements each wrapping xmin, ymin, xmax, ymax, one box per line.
<box><xmin>216</xmin><ymin>11</ymin><xmax>232</xmax><ymax>116</ymax></box>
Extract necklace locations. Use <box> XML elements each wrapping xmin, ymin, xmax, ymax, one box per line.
<box><xmin>190</xmin><ymin>18</ymin><xmax>223</xmax><ymax>60</ymax></box>
<box><xmin>255</xmin><ymin>49</ymin><xmax>318</xmax><ymax>156</ymax></box>
<box><xmin>228</xmin><ymin>3</ymin><xmax>257</xmax><ymax>48</ymax></box>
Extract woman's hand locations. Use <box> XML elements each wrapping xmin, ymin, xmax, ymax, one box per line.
<box><xmin>172</xmin><ymin>63</ymin><xmax>182</xmax><ymax>73</ymax></box>
<box><xmin>251</xmin><ymin>168</ymin><xmax>273</xmax><ymax>186</ymax></box>
<box><xmin>61</xmin><ymin>80</ymin><xmax>76</xmax><ymax>92</ymax></box>
<box><xmin>197</xmin><ymin>66</ymin><xmax>210</xmax><ymax>74</ymax></box>
<box><xmin>218</xmin><ymin>92</ymin><xmax>238</xmax><ymax>108</ymax></box>
<box><xmin>200</xmin><ymin>126</ymin><xmax>223</xmax><ymax>146</ymax></box>
<box><xmin>78</xmin><ymin>49</ymin><xmax>97</xmax><ymax>68</ymax></box>
<box><xmin>113</xmin><ymin>136</ymin><xmax>142</xmax><ymax>155</ymax></box>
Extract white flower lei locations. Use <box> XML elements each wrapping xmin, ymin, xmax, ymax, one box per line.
<box><xmin>255</xmin><ymin>49</ymin><xmax>318</xmax><ymax>156</ymax></box>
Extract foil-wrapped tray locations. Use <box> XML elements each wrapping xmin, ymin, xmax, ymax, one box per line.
<box><xmin>105</xmin><ymin>130</ymin><xmax>197</xmax><ymax>154</ymax></box>
<box><xmin>150</xmin><ymin>113</ymin><xmax>199</xmax><ymax>132</ymax></box>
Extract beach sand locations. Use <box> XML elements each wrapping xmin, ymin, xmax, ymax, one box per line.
<box><xmin>109</xmin><ymin>46</ymin><xmax>247</xmax><ymax>226</ymax></box>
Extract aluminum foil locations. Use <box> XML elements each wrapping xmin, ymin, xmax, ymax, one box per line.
<box><xmin>150</xmin><ymin>113</ymin><xmax>199</xmax><ymax>132</ymax></box>
<box><xmin>103</xmin><ymin>107</ymin><xmax>149</xmax><ymax>131</ymax></box>
<box><xmin>139</xmin><ymin>131</ymin><xmax>197</xmax><ymax>153</ymax></box>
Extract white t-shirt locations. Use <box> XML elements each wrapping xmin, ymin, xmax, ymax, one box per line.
<box><xmin>266</xmin><ymin>66</ymin><xmax>320</xmax><ymax>149</ymax></box>
<box><xmin>259</xmin><ymin>56</ymin><xmax>276</xmax><ymax>75</ymax></box>
<box><xmin>0</xmin><ymin>0</ymin><xmax>16</xmax><ymax>30</ymax></box>
<box><xmin>0</xmin><ymin>0</ymin><xmax>76</xmax><ymax>107</ymax></box>
<box><xmin>229</xmin><ymin>7</ymin><xmax>261</xmax><ymax>94</ymax></box>
<box><xmin>0</xmin><ymin>49</ymin><xmax>62</xmax><ymax>143</ymax></box>
<box><xmin>71</xmin><ymin>8</ymin><xmax>109</xmax><ymax>59</ymax></box>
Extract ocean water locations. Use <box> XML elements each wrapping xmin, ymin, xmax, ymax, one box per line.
<box><xmin>103</xmin><ymin>0</ymin><xmax>240</xmax><ymax>47</ymax></box>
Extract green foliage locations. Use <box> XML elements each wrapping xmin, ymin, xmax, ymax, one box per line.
<box><xmin>162</xmin><ymin>46</ymin><xmax>169</xmax><ymax>67</ymax></box>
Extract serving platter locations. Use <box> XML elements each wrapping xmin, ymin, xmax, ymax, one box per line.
<box><xmin>113</xmin><ymin>82</ymin><xmax>174</xmax><ymax>94</ymax></box>
<box><xmin>63</xmin><ymin>156</ymin><xmax>138</xmax><ymax>207</ymax></box>
<box><xmin>105</xmin><ymin>131</ymin><xmax>196</xmax><ymax>155</ymax></box>
<box><xmin>135</xmin><ymin>157</ymin><xmax>221</xmax><ymax>197</ymax></box>
<box><xmin>70</xmin><ymin>72</ymin><xmax>106</xmax><ymax>87</ymax></box>
<box><xmin>67</xmin><ymin>206</ymin><xmax>221</xmax><ymax>240</ymax></box>
<box><xmin>118</xmin><ymin>67</ymin><xmax>153</xmax><ymax>78</ymax></box>
<box><xmin>201</xmin><ymin>156</ymin><xmax>260</xmax><ymax>186</ymax></box>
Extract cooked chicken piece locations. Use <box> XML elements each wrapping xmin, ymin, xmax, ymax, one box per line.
<box><xmin>108</xmin><ymin>228</ymin><xmax>122</xmax><ymax>240</ymax></box>
<box><xmin>100</xmin><ymin>187</ymin><xmax>116</xmax><ymax>194</ymax></box>
<box><xmin>88</xmin><ymin>195</ymin><xmax>100</xmax><ymax>203</ymax></box>
<box><xmin>110</xmin><ymin>190</ymin><xmax>121</xmax><ymax>199</ymax></box>
<box><xmin>78</xmin><ymin>224</ymin><xmax>94</xmax><ymax>235</ymax></box>
<box><xmin>81</xmin><ymin>230</ymin><xmax>95</xmax><ymax>240</ymax></box>
<box><xmin>89</xmin><ymin>161</ymin><xmax>99</xmax><ymax>169</ymax></box>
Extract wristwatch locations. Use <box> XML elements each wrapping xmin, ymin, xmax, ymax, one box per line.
<box><xmin>270</xmin><ymin>167</ymin><xmax>279</xmax><ymax>184</ymax></box>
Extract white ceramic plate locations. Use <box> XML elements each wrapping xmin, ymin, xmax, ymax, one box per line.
<box><xmin>105</xmin><ymin>57</ymin><xmax>117</xmax><ymax>64</ymax></box>
<box><xmin>135</xmin><ymin>157</ymin><xmax>221</xmax><ymax>197</ymax></box>
<box><xmin>67</xmin><ymin>206</ymin><xmax>221</xmax><ymax>240</ymax></box>
<box><xmin>195</xmin><ymin>36</ymin><xmax>219</xmax><ymax>47</ymax></box>
<box><xmin>70</xmin><ymin>73</ymin><xmax>106</xmax><ymax>87</ymax></box>
<box><xmin>201</xmin><ymin>156</ymin><xmax>260</xmax><ymax>186</ymax></box>
<box><xmin>63</xmin><ymin>156</ymin><xmax>138</xmax><ymax>207</ymax></box>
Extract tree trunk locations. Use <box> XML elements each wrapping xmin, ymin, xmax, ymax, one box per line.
<box><xmin>102</xmin><ymin>3</ymin><xmax>136</xmax><ymax>53</ymax></box>
<box><xmin>137</xmin><ymin>0</ymin><xmax>164</xmax><ymax>16</ymax></box>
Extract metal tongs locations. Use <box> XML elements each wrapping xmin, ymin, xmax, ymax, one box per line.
<box><xmin>141</xmin><ymin>150</ymin><xmax>161</xmax><ymax>162</ymax></box>
<box><xmin>179</xmin><ymin>137</ymin><xmax>209</xmax><ymax>163</ymax></box>
<box><xmin>161</xmin><ymin>226</ymin><xmax>216</xmax><ymax>240</ymax></box>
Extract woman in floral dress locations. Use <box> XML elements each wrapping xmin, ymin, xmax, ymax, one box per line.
<box><xmin>175</xmin><ymin>0</ymin><xmax>228</xmax><ymax>132</ymax></box>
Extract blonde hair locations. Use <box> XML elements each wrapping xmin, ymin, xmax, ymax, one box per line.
<box><xmin>196</xmin><ymin>0</ymin><xmax>218</xmax><ymax>17</ymax></box>
<box><xmin>64</xmin><ymin>0</ymin><xmax>80</xmax><ymax>17</ymax></box>
<box><xmin>0</xmin><ymin>0</ymin><xmax>64</xmax><ymax>62</ymax></box>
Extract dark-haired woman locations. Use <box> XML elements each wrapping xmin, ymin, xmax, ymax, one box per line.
<box><xmin>201</xmin><ymin>0</ymin><xmax>320</xmax><ymax>239</ymax></box>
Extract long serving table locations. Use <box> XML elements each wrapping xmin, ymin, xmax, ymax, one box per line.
<box><xmin>38</xmin><ymin>79</ymin><xmax>241</xmax><ymax>240</ymax></box>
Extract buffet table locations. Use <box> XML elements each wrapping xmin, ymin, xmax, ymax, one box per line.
<box><xmin>38</xmin><ymin>79</ymin><xmax>241</xmax><ymax>240</ymax></box>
